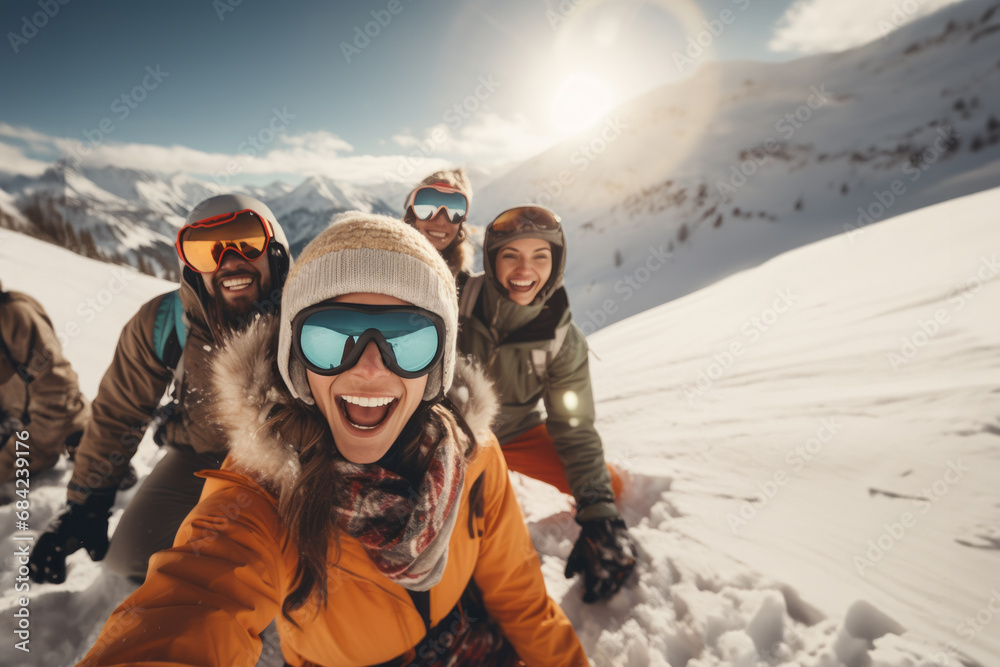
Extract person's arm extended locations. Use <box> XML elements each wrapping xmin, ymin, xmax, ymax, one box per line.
<box><xmin>68</xmin><ymin>296</ymin><xmax>174</xmax><ymax>502</ymax></box>
<box><xmin>542</xmin><ymin>324</ymin><xmax>617</xmax><ymax>520</ymax></box>
<box><xmin>472</xmin><ymin>440</ymin><xmax>589</xmax><ymax>667</ymax></box>
<box><xmin>76</xmin><ymin>476</ymin><xmax>285</xmax><ymax>667</ymax></box>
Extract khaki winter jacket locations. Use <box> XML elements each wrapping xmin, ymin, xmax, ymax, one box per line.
<box><xmin>77</xmin><ymin>318</ymin><xmax>588</xmax><ymax>667</ymax></box>
<box><xmin>0</xmin><ymin>284</ymin><xmax>90</xmax><ymax>481</ymax></box>
<box><xmin>456</xmin><ymin>228</ymin><xmax>618</xmax><ymax>521</ymax></box>
<box><xmin>66</xmin><ymin>277</ymin><xmax>227</xmax><ymax>503</ymax></box>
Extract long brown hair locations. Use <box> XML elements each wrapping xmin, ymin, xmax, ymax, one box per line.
<box><xmin>265</xmin><ymin>353</ymin><xmax>479</xmax><ymax>624</ymax></box>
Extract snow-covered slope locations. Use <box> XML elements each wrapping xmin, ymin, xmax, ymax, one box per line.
<box><xmin>473</xmin><ymin>0</ymin><xmax>1000</xmax><ymax>333</ymax></box>
<box><xmin>1</xmin><ymin>184</ymin><xmax>997</xmax><ymax>665</ymax></box>
<box><xmin>580</xmin><ymin>184</ymin><xmax>1000</xmax><ymax>666</ymax></box>
<box><xmin>0</xmin><ymin>161</ymin><xmax>188</xmax><ymax>278</ymax></box>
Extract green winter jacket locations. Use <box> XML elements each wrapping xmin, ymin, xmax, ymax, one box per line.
<box><xmin>457</xmin><ymin>237</ymin><xmax>618</xmax><ymax>521</ymax></box>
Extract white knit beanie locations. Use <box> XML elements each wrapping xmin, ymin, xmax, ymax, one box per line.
<box><xmin>278</xmin><ymin>212</ymin><xmax>458</xmax><ymax>403</ymax></box>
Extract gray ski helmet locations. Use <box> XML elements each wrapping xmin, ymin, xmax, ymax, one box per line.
<box><xmin>181</xmin><ymin>193</ymin><xmax>293</xmax><ymax>292</ymax></box>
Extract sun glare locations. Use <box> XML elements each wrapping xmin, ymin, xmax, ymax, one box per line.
<box><xmin>549</xmin><ymin>74</ymin><xmax>617</xmax><ymax>135</ymax></box>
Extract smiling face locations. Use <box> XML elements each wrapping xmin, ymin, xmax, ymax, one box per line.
<box><xmin>306</xmin><ymin>293</ymin><xmax>428</xmax><ymax>464</ymax></box>
<box><xmin>413</xmin><ymin>210</ymin><xmax>460</xmax><ymax>252</ymax></box>
<box><xmin>493</xmin><ymin>238</ymin><xmax>553</xmax><ymax>306</ymax></box>
<box><xmin>201</xmin><ymin>250</ymin><xmax>272</xmax><ymax>325</ymax></box>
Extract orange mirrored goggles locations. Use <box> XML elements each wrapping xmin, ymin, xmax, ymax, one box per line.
<box><xmin>487</xmin><ymin>205</ymin><xmax>561</xmax><ymax>236</ymax></box>
<box><xmin>176</xmin><ymin>209</ymin><xmax>273</xmax><ymax>274</ymax></box>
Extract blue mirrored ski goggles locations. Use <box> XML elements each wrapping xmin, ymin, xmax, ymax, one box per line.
<box><xmin>292</xmin><ymin>303</ymin><xmax>445</xmax><ymax>379</ymax></box>
<box><xmin>406</xmin><ymin>185</ymin><xmax>469</xmax><ymax>224</ymax></box>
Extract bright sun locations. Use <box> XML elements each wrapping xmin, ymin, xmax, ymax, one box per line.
<box><xmin>549</xmin><ymin>74</ymin><xmax>617</xmax><ymax>135</ymax></box>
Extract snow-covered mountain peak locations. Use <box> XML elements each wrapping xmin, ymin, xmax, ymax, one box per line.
<box><xmin>273</xmin><ymin>174</ymin><xmax>377</xmax><ymax>216</ymax></box>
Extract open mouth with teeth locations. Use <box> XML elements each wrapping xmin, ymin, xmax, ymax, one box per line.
<box><xmin>338</xmin><ymin>394</ymin><xmax>399</xmax><ymax>432</ymax></box>
<box><xmin>426</xmin><ymin>230</ymin><xmax>449</xmax><ymax>239</ymax></box>
<box><xmin>220</xmin><ymin>274</ymin><xmax>256</xmax><ymax>292</ymax></box>
<box><xmin>506</xmin><ymin>278</ymin><xmax>537</xmax><ymax>294</ymax></box>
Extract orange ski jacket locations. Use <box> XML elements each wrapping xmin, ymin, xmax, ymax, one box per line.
<box><xmin>77</xmin><ymin>320</ymin><xmax>588</xmax><ymax>667</ymax></box>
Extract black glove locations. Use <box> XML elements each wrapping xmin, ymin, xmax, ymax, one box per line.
<box><xmin>0</xmin><ymin>413</ymin><xmax>24</xmax><ymax>451</ymax></box>
<box><xmin>63</xmin><ymin>429</ymin><xmax>83</xmax><ymax>461</ymax></box>
<box><xmin>565</xmin><ymin>517</ymin><xmax>637</xmax><ymax>603</ymax></box>
<box><xmin>29</xmin><ymin>489</ymin><xmax>116</xmax><ymax>584</ymax></box>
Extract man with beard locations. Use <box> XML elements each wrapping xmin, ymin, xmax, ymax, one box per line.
<box><xmin>29</xmin><ymin>194</ymin><xmax>292</xmax><ymax>584</ymax></box>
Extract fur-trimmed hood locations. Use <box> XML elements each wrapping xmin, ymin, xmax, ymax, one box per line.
<box><xmin>211</xmin><ymin>314</ymin><xmax>498</xmax><ymax>498</ymax></box>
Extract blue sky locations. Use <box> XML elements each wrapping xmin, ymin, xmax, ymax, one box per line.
<box><xmin>0</xmin><ymin>0</ymin><xmax>964</xmax><ymax>185</ymax></box>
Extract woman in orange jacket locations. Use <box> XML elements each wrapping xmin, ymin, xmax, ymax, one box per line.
<box><xmin>77</xmin><ymin>213</ymin><xmax>587</xmax><ymax>667</ymax></box>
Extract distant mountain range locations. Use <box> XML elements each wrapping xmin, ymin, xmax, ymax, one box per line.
<box><xmin>1</xmin><ymin>0</ymin><xmax>999</xmax><ymax>328</ymax></box>
<box><xmin>0</xmin><ymin>164</ymin><xmax>404</xmax><ymax>280</ymax></box>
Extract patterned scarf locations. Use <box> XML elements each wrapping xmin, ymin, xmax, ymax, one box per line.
<box><xmin>332</xmin><ymin>428</ymin><xmax>465</xmax><ymax>591</ymax></box>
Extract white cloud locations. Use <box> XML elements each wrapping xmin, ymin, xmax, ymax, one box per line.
<box><xmin>392</xmin><ymin>113</ymin><xmax>554</xmax><ymax>165</ymax></box>
<box><xmin>0</xmin><ymin>140</ymin><xmax>50</xmax><ymax>176</ymax></box>
<box><xmin>0</xmin><ymin>122</ymin><xmax>60</xmax><ymax>147</ymax></box>
<box><xmin>0</xmin><ymin>116</ymin><xmax>554</xmax><ymax>185</ymax></box>
<box><xmin>65</xmin><ymin>141</ymin><xmax>237</xmax><ymax>174</ymax></box>
<box><xmin>277</xmin><ymin>131</ymin><xmax>353</xmax><ymax>153</ymax></box>
<box><xmin>72</xmin><ymin>137</ymin><xmax>420</xmax><ymax>184</ymax></box>
<box><xmin>769</xmin><ymin>0</ymin><xmax>964</xmax><ymax>54</ymax></box>
<box><xmin>0</xmin><ymin>124</ymin><xmax>424</xmax><ymax>184</ymax></box>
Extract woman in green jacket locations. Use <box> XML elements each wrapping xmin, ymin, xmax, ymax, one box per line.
<box><xmin>456</xmin><ymin>205</ymin><xmax>637</xmax><ymax>604</ymax></box>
